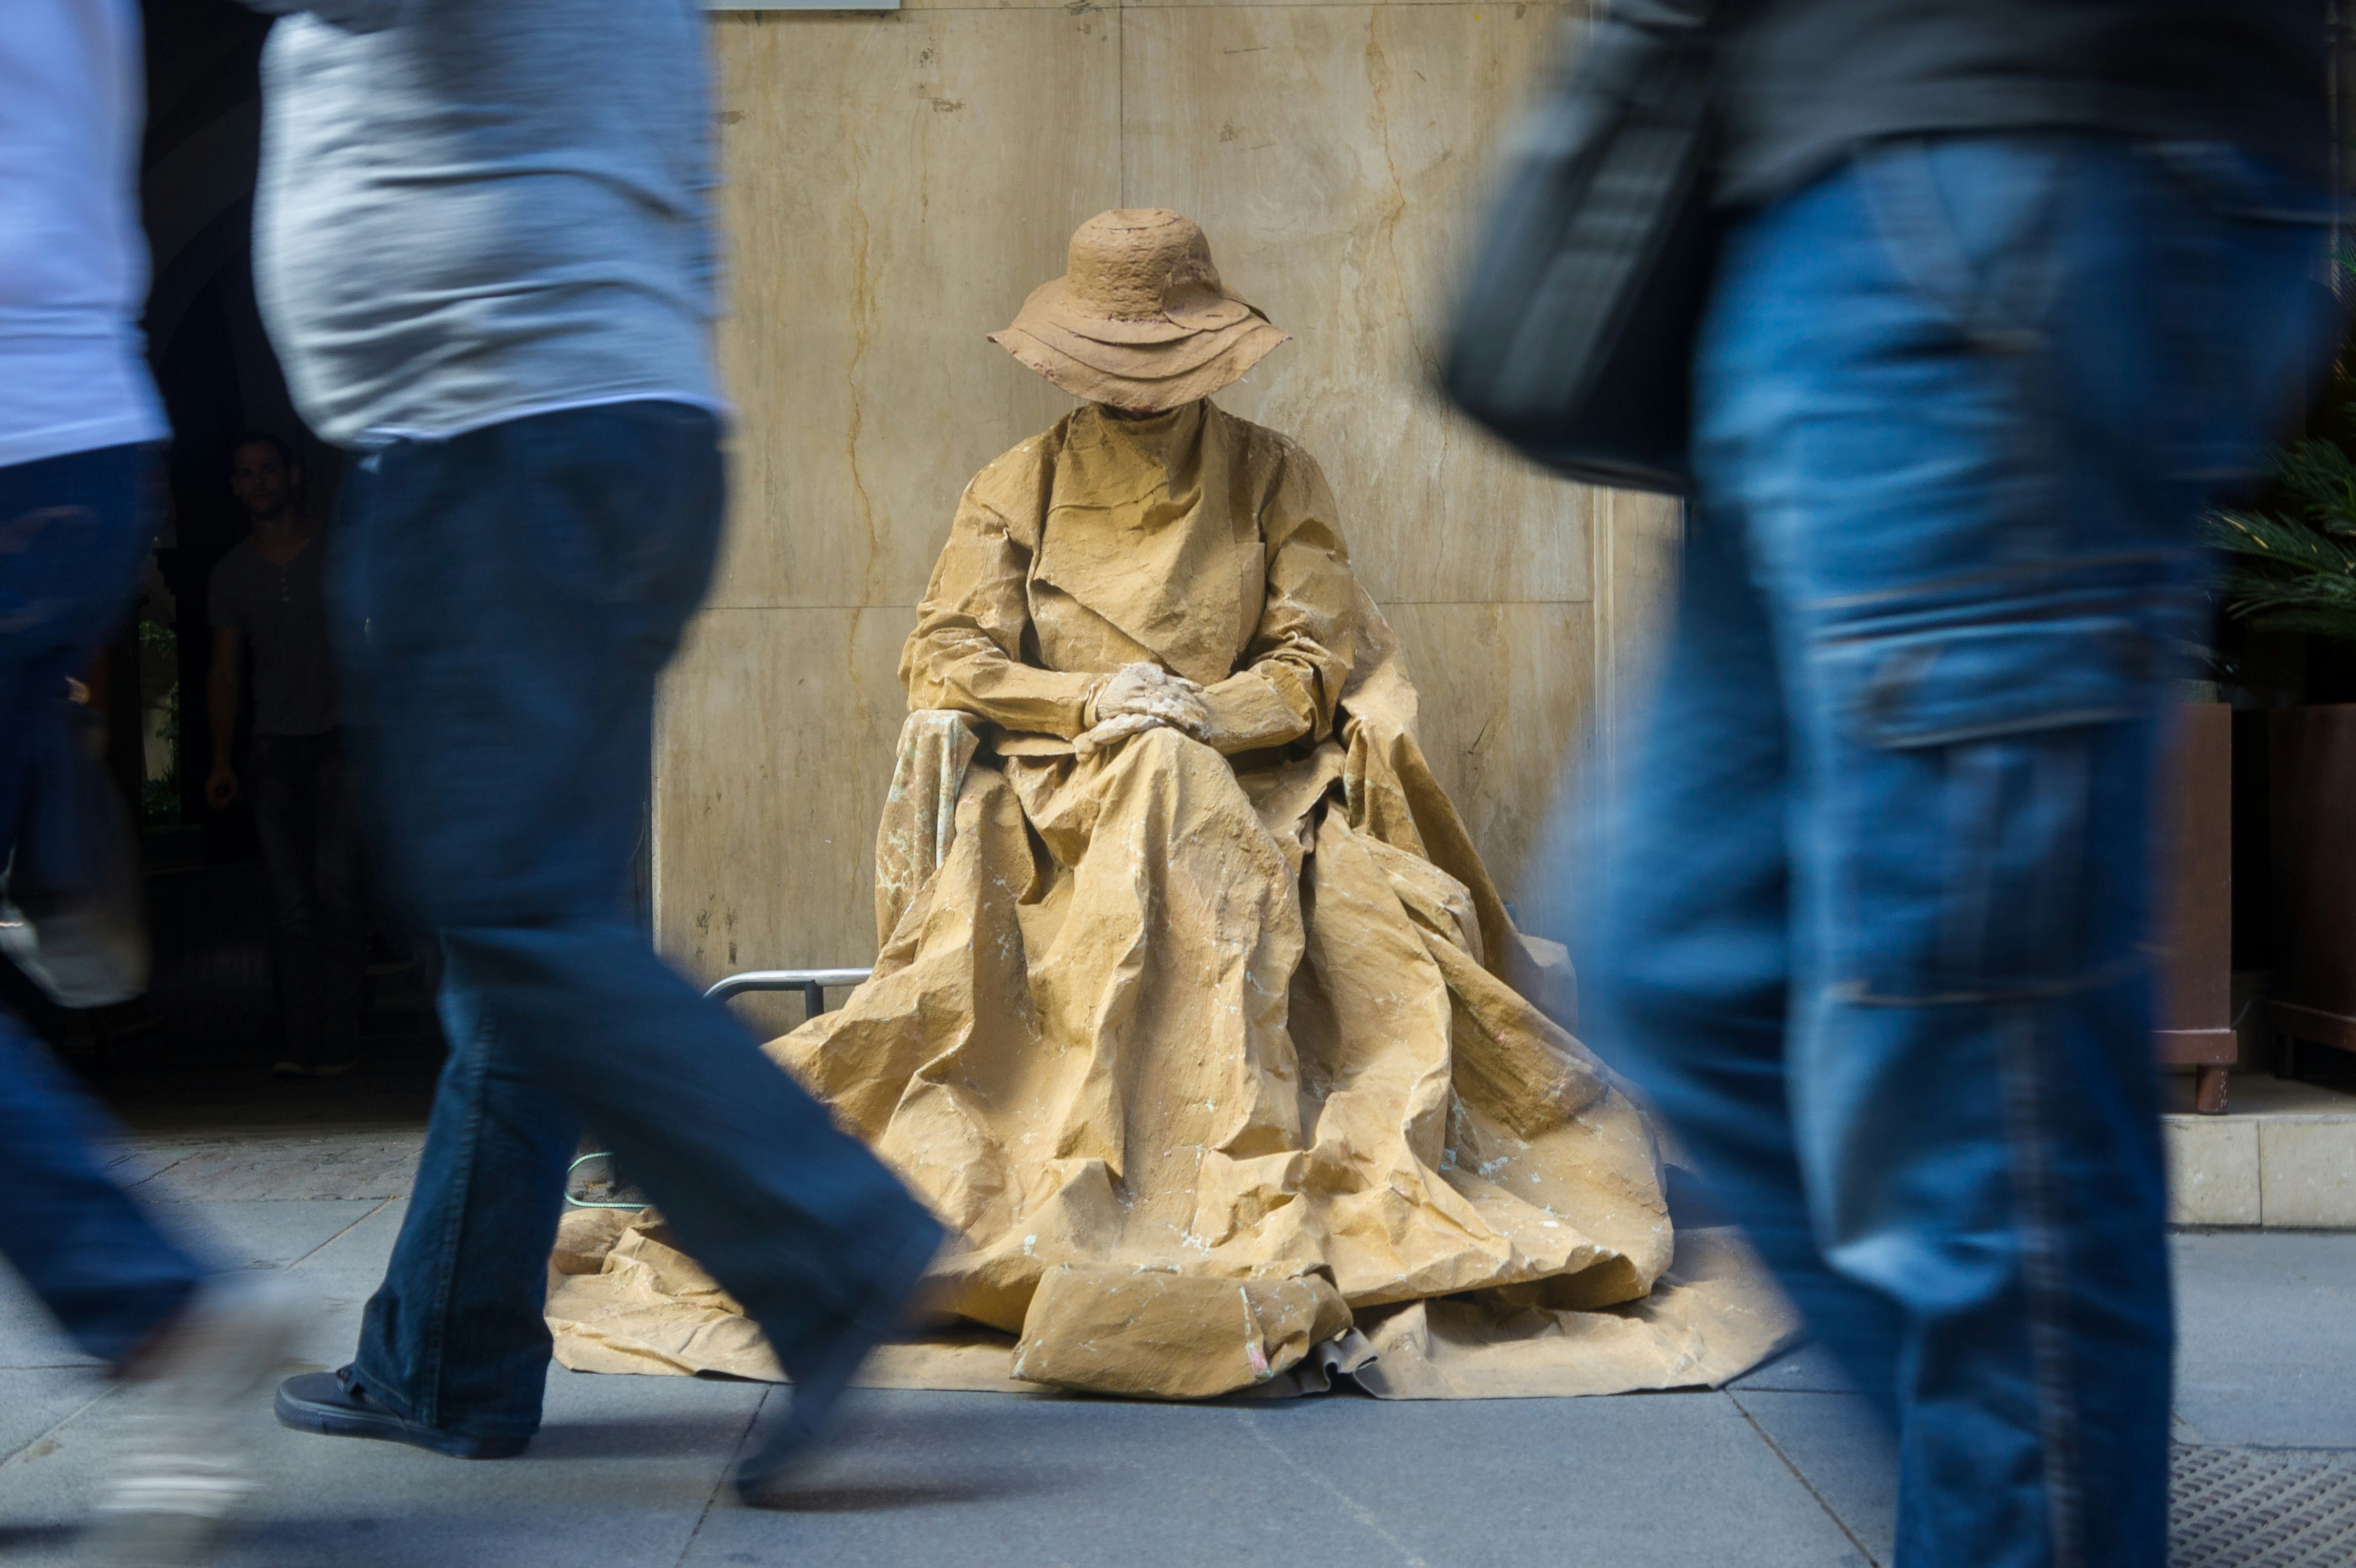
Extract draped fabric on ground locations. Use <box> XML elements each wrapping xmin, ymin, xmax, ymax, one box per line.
<box><xmin>548</xmin><ymin>401</ymin><xmax>1796</xmax><ymax>1398</ymax></box>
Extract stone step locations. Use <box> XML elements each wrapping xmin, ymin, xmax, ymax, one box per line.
<box><xmin>2167</xmin><ymin>1076</ymin><xmax>2356</xmax><ymax>1228</ymax></box>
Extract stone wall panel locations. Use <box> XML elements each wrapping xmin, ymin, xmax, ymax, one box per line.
<box><xmin>658</xmin><ymin>6</ymin><xmax>1671</xmax><ymax>991</ymax></box>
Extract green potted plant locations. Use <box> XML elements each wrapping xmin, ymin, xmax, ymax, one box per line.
<box><xmin>2207</xmin><ymin>325</ymin><xmax>2356</xmax><ymax>1084</ymax></box>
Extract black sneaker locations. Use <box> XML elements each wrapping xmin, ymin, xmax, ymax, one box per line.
<box><xmin>273</xmin><ymin>1369</ymin><xmax>527</xmax><ymax>1460</ymax></box>
<box><xmin>732</xmin><ymin>1221</ymin><xmax>943</xmax><ymax>1506</ymax></box>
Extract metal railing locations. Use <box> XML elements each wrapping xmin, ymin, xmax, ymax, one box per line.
<box><xmin>702</xmin><ymin>967</ymin><xmax>872</xmax><ymax>1017</ymax></box>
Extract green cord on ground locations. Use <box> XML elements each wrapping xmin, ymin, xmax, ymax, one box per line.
<box><xmin>563</xmin><ymin>1150</ymin><xmax>647</xmax><ymax>1210</ymax></box>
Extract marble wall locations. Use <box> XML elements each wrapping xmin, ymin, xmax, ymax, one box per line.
<box><xmin>656</xmin><ymin>0</ymin><xmax>1679</xmax><ymax>1010</ymax></box>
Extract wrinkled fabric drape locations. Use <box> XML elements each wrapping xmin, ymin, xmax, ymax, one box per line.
<box><xmin>548</xmin><ymin>402</ymin><xmax>1795</xmax><ymax>1398</ymax></box>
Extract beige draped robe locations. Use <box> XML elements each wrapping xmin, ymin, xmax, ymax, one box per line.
<box><xmin>548</xmin><ymin>402</ymin><xmax>1795</xmax><ymax>1399</ymax></box>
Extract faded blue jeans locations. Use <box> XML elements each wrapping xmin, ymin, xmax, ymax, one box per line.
<box><xmin>0</xmin><ymin>444</ymin><xmax>207</xmax><ymax>1364</ymax></box>
<box><xmin>1580</xmin><ymin>138</ymin><xmax>2335</xmax><ymax>1566</ymax></box>
<box><xmin>331</xmin><ymin>402</ymin><xmax>939</xmax><ymax>1440</ymax></box>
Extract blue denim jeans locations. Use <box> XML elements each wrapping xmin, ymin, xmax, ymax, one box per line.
<box><xmin>330</xmin><ymin>402</ymin><xmax>940</xmax><ymax>1440</ymax></box>
<box><xmin>1581</xmin><ymin>139</ymin><xmax>2336</xmax><ymax>1566</ymax></box>
<box><xmin>247</xmin><ymin>731</ymin><xmax>367</xmax><ymax>1067</ymax></box>
<box><xmin>0</xmin><ymin>444</ymin><xmax>207</xmax><ymax>1364</ymax></box>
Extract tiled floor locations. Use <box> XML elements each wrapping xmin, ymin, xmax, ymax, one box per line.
<box><xmin>0</xmin><ymin>1101</ymin><xmax>2346</xmax><ymax>1564</ymax></box>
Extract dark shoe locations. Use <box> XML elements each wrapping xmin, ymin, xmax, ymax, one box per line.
<box><xmin>273</xmin><ymin>1369</ymin><xmax>526</xmax><ymax>1460</ymax></box>
<box><xmin>732</xmin><ymin>1222</ymin><xmax>943</xmax><ymax>1505</ymax></box>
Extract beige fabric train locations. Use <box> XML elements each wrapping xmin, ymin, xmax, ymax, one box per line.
<box><xmin>987</xmin><ymin>209</ymin><xmax>1291</xmax><ymax>412</ymax></box>
<box><xmin>546</xmin><ymin>401</ymin><xmax>1798</xmax><ymax>1399</ymax></box>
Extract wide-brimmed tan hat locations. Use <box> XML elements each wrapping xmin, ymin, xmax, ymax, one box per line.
<box><xmin>990</xmin><ymin>209</ymin><xmax>1289</xmax><ymax>412</ymax></box>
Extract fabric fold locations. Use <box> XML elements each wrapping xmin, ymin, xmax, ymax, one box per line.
<box><xmin>548</xmin><ymin>398</ymin><xmax>1795</xmax><ymax>1399</ymax></box>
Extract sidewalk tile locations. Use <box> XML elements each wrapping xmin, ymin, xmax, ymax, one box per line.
<box><xmin>147</xmin><ymin>1200</ymin><xmax>385</xmax><ymax>1273</ymax></box>
<box><xmin>2172</xmin><ymin>1231</ymin><xmax>2356</xmax><ymax>1446</ymax></box>
<box><xmin>682</xmin><ymin>1388</ymin><xmax>1873</xmax><ymax>1568</ymax></box>
<box><xmin>0</xmin><ymin>1370</ymin><xmax>106</xmax><ymax>1466</ymax></box>
<box><xmin>0</xmin><ymin>1364</ymin><xmax>757</xmax><ymax>1567</ymax></box>
<box><xmin>1731</xmin><ymin>1390</ymin><xmax>1896</xmax><ymax>1565</ymax></box>
<box><xmin>1728</xmin><ymin>1341</ymin><xmax>1853</xmax><ymax>1394</ymax></box>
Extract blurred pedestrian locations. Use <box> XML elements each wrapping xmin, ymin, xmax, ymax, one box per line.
<box><xmin>2</xmin><ymin>0</ymin><xmax>300</xmax><ymax>1555</ymax></box>
<box><xmin>205</xmin><ymin>431</ymin><xmax>366</xmax><ymax>1080</ymax></box>
<box><xmin>1567</xmin><ymin>4</ymin><xmax>2340</xmax><ymax>1565</ymax></box>
<box><xmin>238</xmin><ymin>0</ymin><xmax>941</xmax><ymax>1499</ymax></box>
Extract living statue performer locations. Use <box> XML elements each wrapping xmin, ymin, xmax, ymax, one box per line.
<box><xmin>548</xmin><ymin>211</ymin><xmax>1791</xmax><ymax>1400</ymax></box>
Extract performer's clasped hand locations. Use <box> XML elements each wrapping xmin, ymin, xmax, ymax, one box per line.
<box><xmin>1077</xmin><ymin>662</ymin><xmax>1210</xmax><ymax>755</ymax></box>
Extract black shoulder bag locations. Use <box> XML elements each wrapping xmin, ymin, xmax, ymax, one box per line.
<box><xmin>1442</xmin><ymin>0</ymin><xmax>1725</xmax><ymax>496</ymax></box>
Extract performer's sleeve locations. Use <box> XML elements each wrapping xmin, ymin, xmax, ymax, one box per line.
<box><xmin>1197</xmin><ymin>449</ymin><xmax>1359</xmax><ymax>755</ymax></box>
<box><xmin>899</xmin><ymin>489</ymin><xmax>1101</xmax><ymax>738</ymax></box>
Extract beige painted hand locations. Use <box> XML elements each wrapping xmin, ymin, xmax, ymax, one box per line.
<box><xmin>1073</xmin><ymin>710</ymin><xmax>1167</xmax><ymax>759</ymax></box>
<box><xmin>1075</xmin><ymin>663</ymin><xmax>1213</xmax><ymax>759</ymax></box>
<box><xmin>1089</xmin><ymin>662</ymin><xmax>1209</xmax><ymax>735</ymax></box>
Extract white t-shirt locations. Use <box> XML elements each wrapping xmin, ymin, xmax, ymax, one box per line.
<box><xmin>252</xmin><ymin>0</ymin><xmax>719</xmax><ymax>448</ymax></box>
<box><xmin>0</xmin><ymin>0</ymin><xmax>167</xmax><ymax>469</ymax></box>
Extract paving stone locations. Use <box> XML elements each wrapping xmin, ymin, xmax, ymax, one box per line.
<box><xmin>125</xmin><ymin>1136</ymin><xmax>423</xmax><ymax>1203</ymax></box>
<box><xmin>94</xmin><ymin>1143</ymin><xmax>191</xmax><ymax>1191</ymax></box>
<box><xmin>2</xmin><ymin>1169</ymin><xmax>2350</xmax><ymax>1565</ymax></box>
<box><xmin>2220</xmin><ymin>1228</ymin><xmax>2356</xmax><ymax>1296</ymax></box>
<box><xmin>1727</xmin><ymin>1340</ymin><xmax>1854</xmax><ymax>1394</ymax></box>
<box><xmin>283</xmin><ymin>1199</ymin><xmax>406</xmax><ymax>1289</ymax></box>
<box><xmin>2173</xmin><ymin>1231</ymin><xmax>2356</xmax><ymax>1447</ymax></box>
<box><xmin>1731</xmin><ymin>1390</ymin><xmax>1897</xmax><ymax>1564</ymax></box>
<box><xmin>0</xmin><ymin>1200</ymin><xmax>384</xmax><ymax>1371</ymax></box>
<box><xmin>0</xmin><ymin>1270</ymin><xmax>99</xmax><ymax>1370</ymax></box>
<box><xmin>0</xmin><ymin>1364</ymin><xmax>757</xmax><ymax>1568</ymax></box>
<box><xmin>147</xmin><ymin>1200</ymin><xmax>387</xmax><ymax>1275</ymax></box>
<box><xmin>280</xmin><ymin>1200</ymin><xmax>405</xmax><ymax>1367</ymax></box>
<box><xmin>0</xmin><ymin>1371</ymin><xmax>107</xmax><ymax>1466</ymax></box>
<box><xmin>682</xmin><ymin>1388</ymin><xmax>1873</xmax><ymax>1568</ymax></box>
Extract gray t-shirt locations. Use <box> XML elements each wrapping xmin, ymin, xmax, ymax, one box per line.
<box><xmin>247</xmin><ymin>0</ymin><xmax>721</xmax><ymax>447</ymax></box>
<box><xmin>208</xmin><ymin>537</ymin><xmax>337</xmax><ymax>737</ymax></box>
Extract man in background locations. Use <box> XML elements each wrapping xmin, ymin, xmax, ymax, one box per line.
<box><xmin>1578</xmin><ymin>3</ymin><xmax>2339</xmax><ymax>1565</ymax></box>
<box><xmin>206</xmin><ymin>429</ymin><xmax>364</xmax><ymax>1079</ymax></box>
<box><xmin>242</xmin><ymin>0</ymin><xmax>941</xmax><ymax>1494</ymax></box>
<box><xmin>2</xmin><ymin>0</ymin><xmax>298</xmax><ymax>1553</ymax></box>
